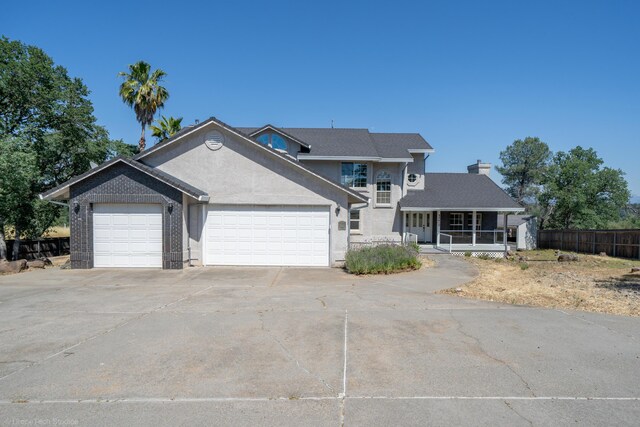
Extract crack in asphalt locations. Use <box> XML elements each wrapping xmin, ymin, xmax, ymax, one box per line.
<box><xmin>556</xmin><ymin>309</ymin><xmax>639</xmax><ymax>343</ymax></box>
<box><xmin>504</xmin><ymin>400</ymin><xmax>534</xmax><ymax>426</ymax></box>
<box><xmin>258</xmin><ymin>313</ymin><xmax>335</xmax><ymax>393</ymax></box>
<box><xmin>448</xmin><ymin>310</ymin><xmax>536</xmax><ymax>397</ymax></box>
<box><xmin>0</xmin><ymin>284</ymin><xmax>215</xmax><ymax>383</ymax></box>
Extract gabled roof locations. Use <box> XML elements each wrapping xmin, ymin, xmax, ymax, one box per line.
<box><xmin>237</xmin><ymin>126</ymin><xmax>433</xmax><ymax>160</ymax></box>
<box><xmin>399</xmin><ymin>173</ymin><xmax>524</xmax><ymax>211</ymax></box>
<box><xmin>39</xmin><ymin>156</ymin><xmax>210</xmax><ymax>201</ymax></box>
<box><xmin>244</xmin><ymin>125</ymin><xmax>311</xmax><ymax>148</ymax></box>
<box><xmin>134</xmin><ymin>117</ymin><xmax>369</xmax><ymax>203</ymax></box>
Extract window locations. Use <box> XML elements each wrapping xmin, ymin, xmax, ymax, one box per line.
<box><xmin>408</xmin><ymin>173</ymin><xmax>418</xmax><ymax>183</ymax></box>
<box><xmin>450</xmin><ymin>213</ymin><xmax>464</xmax><ymax>230</ymax></box>
<box><xmin>376</xmin><ymin>171</ymin><xmax>391</xmax><ymax>205</ymax></box>
<box><xmin>341</xmin><ymin>163</ymin><xmax>368</xmax><ymax>188</ymax></box>
<box><xmin>350</xmin><ymin>209</ymin><xmax>361</xmax><ymax>232</ymax></box>
<box><xmin>467</xmin><ymin>213</ymin><xmax>482</xmax><ymax>230</ymax></box>
<box><xmin>256</xmin><ymin>133</ymin><xmax>288</xmax><ymax>151</ymax></box>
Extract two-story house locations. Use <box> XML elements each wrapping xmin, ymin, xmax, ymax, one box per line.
<box><xmin>41</xmin><ymin>117</ymin><xmax>523</xmax><ymax>269</ymax></box>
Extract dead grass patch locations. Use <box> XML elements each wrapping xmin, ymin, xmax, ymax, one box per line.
<box><xmin>440</xmin><ymin>250</ymin><xmax>640</xmax><ymax>317</ymax></box>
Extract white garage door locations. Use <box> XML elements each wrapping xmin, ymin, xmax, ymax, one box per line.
<box><xmin>205</xmin><ymin>206</ymin><xmax>330</xmax><ymax>267</ymax></box>
<box><xmin>93</xmin><ymin>204</ymin><xmax>163</xmax><ymax>268</ymax></box>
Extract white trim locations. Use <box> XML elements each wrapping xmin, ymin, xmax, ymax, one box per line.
<box><xmin>248</xmin><ymin>125</ymin><xmax>311</xmax><ymax>149</ymax></box>
<box><xmin>408</xmin><ymin>149</ymin><xmax>435</xmax><ymax>154</ymax></box>
<box><xmin>40</xmin><ymin>158</ymin><xmax>208</xmax><ymax>202</ymax></box>
<box><xmin>378</xmin><ymin>158</ymin><xmax>415</xmax><ymax>162</ymax></box>
<box><xmin>300</xmin><ymin>155</ymin><xmax>382</xmax><ymax>161</ymax></box>
<box><xmin>400</xmin><ymin>207</ymin><xmax>525</xmax><ymax>212</ymax></box>
<box><xmin>298</xmin><ymin>155</ymin><xmax>413</xmax><ymax>162</ymax></box>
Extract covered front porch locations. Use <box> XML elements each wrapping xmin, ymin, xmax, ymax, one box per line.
<box><xmin>401</xmin><ymin>209</ymin><xmax>515</xmax><ymax>255</ymax></box>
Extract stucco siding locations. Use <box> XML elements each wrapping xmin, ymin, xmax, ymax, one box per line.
<box><xmin>141</xmin><ymin>126</ymin><xmax>351</xmax><ymax>264</ymax></box>
<box><xmin>301</xmin><ymin>160</ymin><xmax>406</xmax><ymax>244</ymax></box>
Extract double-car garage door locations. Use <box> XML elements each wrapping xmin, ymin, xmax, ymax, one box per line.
<box><xmin>92</xmin><ymin>204</ymin><xmax>330</xmax><ymax>268</ymax></box>
<box><xmin>205</xmin><ymin>206</ymin><xmax>330</xmax><ymax>267</ymax></box>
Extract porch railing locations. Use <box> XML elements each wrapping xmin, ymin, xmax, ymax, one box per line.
<box><xmin>439</xmin><ymin>229</ymin><xmax>507</xmax><ymax>245</ymax></box>
<box><xmin>403</xmin><ymin>232</ymin><xmax>418</xmax><ymax>245</ymax></box>
<box><xmin>439</xmin><ymin>233</ymin><xmax>453</xmax><ymax>253</ymax></box>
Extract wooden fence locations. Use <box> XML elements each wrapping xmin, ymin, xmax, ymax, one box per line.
<box><xmin>5</xmin><ymin>237</ymin><xmax>70</xmax><ymax>261</ymax></box>
<box><xmin>537</xmin><ymin>229</ymin><xmax>640</xmax><ymax>259</ymax></box>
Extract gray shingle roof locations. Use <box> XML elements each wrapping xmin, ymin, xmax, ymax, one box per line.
<box><xmin>399</xmin><ymin>173</ymin><xmax>523</xmax><ymax>210</ymax></box>
<box><xmin>40</xmin><ymin>156</ymin><xmax>209</xmax><ymax>201</ymax></box>
<box><xmin>237</xmin><ymin>127</ymin><xmax>432</xmax><ymax>158</ymax></box>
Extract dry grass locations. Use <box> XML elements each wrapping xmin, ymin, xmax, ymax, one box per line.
<box><xmin>440</xmin><ymin>250</ymin><xmax>640</xmax><ymax>317</ymax></box>
<box><xmin>42</xmin><ymin>226</ymin><xmax>70</xmax><ymax>238</ymax></box>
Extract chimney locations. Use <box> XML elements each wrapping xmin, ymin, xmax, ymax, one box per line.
<box><xmin>467</xmin><ymin>159</ymin><xmax>491</xmax><ymax>176</ymax></box>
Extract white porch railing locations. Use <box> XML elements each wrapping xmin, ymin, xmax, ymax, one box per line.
<box><xmin>439</xmin><ymin>233</ymin><xmax>453</xmax><ymax>253</ymax></box>
<box><xmin>439</xmin><ymin>229</ymin><xmax>507</xmax><ymax>245</ymax></box>
<box><xmin>403</xmin><ymin>232</ymin><xmax>418</xmax><ymax>245</ymax></box>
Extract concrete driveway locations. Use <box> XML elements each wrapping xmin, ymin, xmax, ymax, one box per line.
<box><xmin>0</xmin><ymin>256</ymin><xmax>639</xmax><ymax>426</ymax></box>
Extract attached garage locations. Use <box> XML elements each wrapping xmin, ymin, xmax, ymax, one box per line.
<box><xmin>93</xmin><ymin>204</ymin><xmax>163</xmax><ymax>268</ymax></box>
<box><xmin>204</xmin><ymin>205</ymin><xmax>330</xmax><ymax>266</ymax></box>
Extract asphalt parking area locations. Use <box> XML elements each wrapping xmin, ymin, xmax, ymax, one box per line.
<box><xmin>0</xmin><ymin>257</ymin><xmax>639</xmax><ymax>426</ymax></box>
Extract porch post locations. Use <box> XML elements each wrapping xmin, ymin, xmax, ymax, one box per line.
<box><xmin>436</xmin><ymin>210</ymin><xmax>441</xmax><ymax>247</ymax></box>
<box><xmin>472</xmin><ymin>210</ymin><xmax>477</xmax><ymax>246</ymax></box>
<box><xmin>503</xmin><ymin>212</ymin><xmax>509</xmax><ymax>252</ymax></box>
<box><xmin>402</xmin><ymin>211</ymin><xmax>406</xmax><ymax>243</ymax></box>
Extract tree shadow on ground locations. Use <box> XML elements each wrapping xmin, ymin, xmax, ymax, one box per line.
<box><xmin>595</xmin><ymin>274</ymin><xmax>640</xmax><ymax>294</ymax></box>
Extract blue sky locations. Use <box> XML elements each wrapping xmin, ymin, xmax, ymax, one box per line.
<box><xmin>2</xmin><ymin>0</ymin><xmax>639</xmax><ymax>197</ymax></box>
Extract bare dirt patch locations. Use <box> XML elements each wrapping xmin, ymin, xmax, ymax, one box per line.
<box><xmin>439</xmin><ymin>250</ymin><xmax>640</xmax><ymax>317</ymax></box>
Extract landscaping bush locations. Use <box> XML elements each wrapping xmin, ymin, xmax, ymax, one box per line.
<box><xmin>345</xmin><ymin>244</ymin><xmax>421</xmax><ymax>275</ymax></box>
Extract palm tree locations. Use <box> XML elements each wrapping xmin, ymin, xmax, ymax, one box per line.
<box><xmin>150</xmin><ymin>115</ymin><xmax>183</xmax><ymax>141</ymax></box>
<box><xmin>118</xmin><ymin>61</ymin><xmax>169</xmax><ymax>151</ymax></box>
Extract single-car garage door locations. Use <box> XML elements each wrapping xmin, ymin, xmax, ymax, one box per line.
<box><xmin>93</xmin><ymin>204</ymin><xmax>163</xmax><ymax>268</ymax></box>
<box><xmin>205</xmin><ymin>206</ymin><xmax>330</xmax><ymax>266</ymax></box>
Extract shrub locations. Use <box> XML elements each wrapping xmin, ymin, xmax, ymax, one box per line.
<box><xmin>464</xmin><ymin>251</ymin><xmax>472</xmax><ymax>257</ymax></box>
<box><xmin>477</xmin><ymin>253</ymin><xmax>492</xmax><ymax>260</ymax></box>
<box><xmin>519</xmin><ymin>262</ymin><xmax>529</xmax><ymax>270</ymax></box>
<box><xmin>345</xmin><ymin>244</ymin><xmax>421</xmax><ymax>275</ymax></box>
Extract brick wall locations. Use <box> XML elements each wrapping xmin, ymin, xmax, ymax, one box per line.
<box><xmin>69</xmin><ymin>162</ymin><xmax>183</xmax><ymax>269</ymax></box>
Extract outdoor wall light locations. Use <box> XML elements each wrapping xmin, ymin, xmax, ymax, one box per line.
<box><xmin>168</xmin><ymin>203</ymin><xmax>174</xmax><ymax>214</ymax></box>
<box><xmin>73</xmin><ymin>202</ymin><xmax>80</xmax><ymax>214</ymax></box>
<box><xmin>335</xmin><ymin>206</ymin><xmax>341</xmax><ymax>216</ymax></box>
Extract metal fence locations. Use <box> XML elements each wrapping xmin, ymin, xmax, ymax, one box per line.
<box><xmin>537</xmin><ymin>229</ymin><xmax>640</xmax><ymax>259</ymax></box>
<box><xmin>5</xmin><ymin>237</ymin><xmax>70</xmax><ymax>261</ymax></box>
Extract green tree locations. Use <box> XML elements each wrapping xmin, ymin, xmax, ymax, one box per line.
<box><xmin>118</xmin><ymin>61</ymin><xmax>169</xmax><ymax>151</ymax></box>
<box><xmin>0</xmin><ymin>36</ymin><xmax>120</xmax><ymax>258</ymax></box>
<box><xmin>538</xmin><ymin>146</ymin><xmax>630</xmax><ymax>229</ymax></box>
<box><xmin>0</xmin><ymin>137</ymin><xmax>38</xmax><ymax>259</ymax></box>
<box><xmin>495</xmin><ymin>137</ymin><xmax>551</xmax><ymax>205</ymax></box>
<box><xmin>150</xmin><ymin>115</ymin><xmax>182</xmax><ymax>141</ymax></box>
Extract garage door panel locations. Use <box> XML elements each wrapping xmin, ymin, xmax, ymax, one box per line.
<box><xmin>205</xmin><ymin>206</ymin><xmax>329</xmax><ymax>267</ymax></box>
<box><xmin>93</xmin><ymin>204</ymin><xmax>163</xmax><ymax>268</ymax></box>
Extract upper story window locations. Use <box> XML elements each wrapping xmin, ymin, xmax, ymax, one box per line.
<box><xmin>408</xmin><ymin>173</ymin><xmax>418</xmax><ymax>183</ymax></box>
<box><xmin>375</xmin><ymin>171</ymin><xmax>391</xmax><ymax>205</ymax></box>
<box><xmin>341</xmin><ymin>163</ymin><xmax>367</xmax><ymax>188</ymax></box>
<box><xmin>256</xmin><ymin>133</ymin><xmax>288</xmax><ymax>151</ymax></box>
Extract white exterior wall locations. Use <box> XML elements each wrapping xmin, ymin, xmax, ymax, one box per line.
<box><xmin>517</xmin><ymin>218</ymin><xmax>538</xmax><ymax>250</ymax></box>
<box><xmin>142</xmin><ymin>125</ymin><xmax>351</xmax><ymax>265</ymax></box>
<box><xmin>301</xmin><ymin>160</ymin><xmax>405</xmax><ymax>244</ymax></box>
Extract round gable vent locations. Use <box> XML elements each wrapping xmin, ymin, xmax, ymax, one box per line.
<box><xmin>204</xmin><ymin>130</ymin><xmax>224</xmax><ymax>151</ymax></box>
